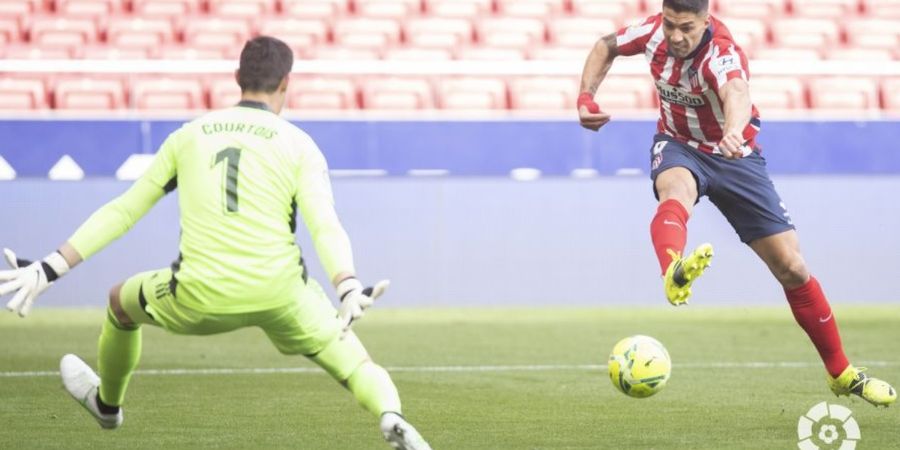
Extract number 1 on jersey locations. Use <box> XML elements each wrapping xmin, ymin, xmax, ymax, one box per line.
<box><xmin>214</xmin><ymin>147</ymin><xmax>241</xmax><ymax>213</ymax></box>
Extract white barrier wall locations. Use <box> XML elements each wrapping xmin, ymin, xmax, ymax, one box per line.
<box><xmin>0</xmin><ymin>176</ymin><xmax>898</xmax><ymax>309</ymax></box>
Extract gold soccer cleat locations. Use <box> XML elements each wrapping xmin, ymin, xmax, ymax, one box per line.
<box><xmin>663</xmin><ymin>243</ymin><xmax>714</xmax><ymax>306</ymax></box>
<box><xmin>828</xmin><ymin>365</ymin><xmax>897</xmax><ymax>407</ymax></box>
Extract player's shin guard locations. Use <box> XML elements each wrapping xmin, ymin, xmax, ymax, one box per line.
<box><xmin>347</xmin><ymin>361</ymin><xmax>402</xmax><ymax>417</ymax></box>
<box><xmin>98</xmin><ymin>309</ymin><xmax>142</xmax><ymax>407</ymax></box>
<box><xmin>784</xmin><ymin>276</ymin><xmax>849</xmax><ymax>378</ymax></box>
<box><xmin>651</xmin><ymin>199</ymin><xmax>689</xmax><ymax>275</ymax></box>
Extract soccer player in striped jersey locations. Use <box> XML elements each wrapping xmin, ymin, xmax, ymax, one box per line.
<box><xmin>0</xmin><ymin>36</ymin><xmax>431</xmax><ymax>448</ymax></box>
<box><xmin>577</xmin><ymin>0</ymin><xmax>895</xmax><ymax>407</ymax></box>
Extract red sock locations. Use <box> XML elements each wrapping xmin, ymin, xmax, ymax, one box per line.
<box><xmin>650</xmin><ymin>199</ymin><xmax>689</xmax><ymax>275</ymax></box>
<box><xmin>785</xmin><ymin>276</ymin><xmax>850</xmax><ymax>377</ymax></box>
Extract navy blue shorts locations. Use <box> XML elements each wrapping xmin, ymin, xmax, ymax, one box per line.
<box><xmin>648</xmin><ymin>133</ymin><xmax>795</xmax><ymax>244</ymax></box>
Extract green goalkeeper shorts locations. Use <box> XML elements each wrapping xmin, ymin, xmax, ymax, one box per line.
<box><xmin>119</xmin><ymin>267</ymin><xmax>369</xmax><ymax>380</ymax></box>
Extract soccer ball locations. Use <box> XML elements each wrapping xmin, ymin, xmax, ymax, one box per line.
<box><xmin>608</xmin><ymin>335</ymin><xmax>672</xmax><ymax>398</ymax></box>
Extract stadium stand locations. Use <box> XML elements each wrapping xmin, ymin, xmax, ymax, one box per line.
<box><xmin>131</xmin><ymin>77</ymin><xmax>206</xmax><ymax>110</ymax></box>
<box><xmin>361</xmin><ymin>77</ymin><xmax>434</xmax><ymax>109</ymax></box>
<box><xmin>288</xmin><ymin>76</ymin><xmax>358</xmax><ymax>110</ymax></box>
<box><xmin>436</xmin><ymin>77</ymin><xmax>508</xmax><ymax>110</ymax></box>
<box><xmin>53</xmin><ymin>77</ymin><xmax>126</xmax><ymax>110</ymax></box>
<box><xmin>0</xmin><ymin>0</ymin><xmax>896</xmax><ymax>112</ymax></box>
<box><xmin>808</xmin><ymin>77</ymin><xmax>880</xmax><ymax>111</ymax></box>
<box><xmin>883</xmin><ymin>78</ymin><xmax>900</xmax><ymax>112</ymax></box>
<box><xmin>0</xmin><ymin>77</ymin><xmax>48</xmax><ymax>109</ymax></box>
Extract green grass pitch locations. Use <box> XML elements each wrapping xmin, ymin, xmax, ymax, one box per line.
<box><xmin>2</xmin><ymin>306</ymin><xmax>898</xmax><ymax>449</ymax></box>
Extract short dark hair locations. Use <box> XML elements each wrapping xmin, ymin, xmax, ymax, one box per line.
<box><xmin>237</xmin><ymin>36</ymin><xmax>294</xmax><ymax>93</ymax></box>
<box><xmin>662</xmin><ymin>0</ymin><xmax>708</xmax><ymax>14</ymax></box>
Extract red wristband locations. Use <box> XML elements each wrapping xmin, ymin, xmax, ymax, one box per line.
<box><xmin>577</xmin><ymin>92</ymin><xmax>600</xmax><ymax>113</ymax></box>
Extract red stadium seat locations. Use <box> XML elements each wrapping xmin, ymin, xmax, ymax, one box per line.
<box><xmin>256</xmin><ymin>17</ymin><xmax>329</xmax><ymax>51</ymax></box>
<box><xmin>717</xmin><ymin>18</ymin><xmax>768</xmax><ymax>54</ymax></box>
<box><xmin>0</xmin><ymin>16</ymin><xmax>21</xmax><ymax>43</ymax></box>
<box><xmin>771</xmin><ymin>18</ymin><xmax>841</xmax><ymax>49</ymax></box>
<box><xmin>528</xmin><ymin>46</ymin><xmax>590</xmax><ymax>60</ymax></box>
<box><xmin>132</xmin><ymin>78</ymin><xmax>206</xmax><ymax>110</ymax></box>
<box><xmin>752</xmin><ymin>47</ymin><xmax>822</xmax><ymax>61</ymax></box>
<box><xmin>332</xmin><ymin>18</ymin><xmax>401</xmax><ymax>51</ymax></box>
<box><xmin>508</xmin><ymin>76</ymin><xmax>577</xmax><ymax>111</ymax></box>
<box><xmin>824</xmin><ymin>47</ymin><xmax>894</xmax><ymax>61</ymax></box>
<box><xmin>382</xmin><ymin>47</ymin><xmax>453</xmax><ymax>60</ymax></box>
<box><xmin>404</xmin><ymin>17</ymin><xmax>473</xmax><ymax>50</ymax></box>
<box><xmin>105</xmin><ymin>17</ymin><xmax>176</xmax><ymax>51</ymax></box>
<box><xmin>360</xmin><ymin>77</ymin><xmax>434</xmax><ymax>109</ymax></box>
<box><xmin>713</xmin><ymin>0</ymin><xmax>787</xmax><ymax>19</ymax></box>
<box><xmin>475</xmin><ymin>18</ymin><xmax>546</xmax><ymax>50</ymax></box>
<box><xmin>844</xmin><ymin>19</ymin><xmax>900</xmax><ymax>51</ymax></box>
<box><xmin>75</xmin><ymin>45</ymin><xmax>151</xmax><ymax>59</ymax></box>
<box><xmin>288</xmin><ymin>77</ymin><xmax>357</xmax><ymax>110</ymax></box>
<box><xmin>405</xmin><ymin>31</ymin><xmax>461</xmax><ymax>50</ymax></box>
<box><xmin>3</xmin><ymin>43</ymin><xmax>70</xmax><ymax>58</ymax></box>
<box><xmin>546</xmin><ymin>17</ymin><xmax>617</xmax><ymax>48</ymax></box>
<box><xmin>131</xmin><ymin>0</ymin><xmax>202</xmax><ymax>16</ymax></box>
<box><xmin>153</xmin><ymin>45</ymin><xmax>226</xmax><ymax>59</ymax></box>
<box><xmin>355</xmin><ymin>0</ymin><xmax>420</xmax><ymax>19</ymax></box>
<box><xmin>424</xmin><ymin>0</ymin><xmax>491</xmax><ymax>19</ymax></box>
<box><xmin>182</xmin><ymin>17</ymin><xmax>251</xmax><ymax>53</ymax></box>
<box><xmin>307</xmin><ymin>46</ymin><xmax>380</xmax><ymax>60</ymax></box>
<box><xmin>0</xmin><ymin>77</ymin><xmax>48</xmax><ymax>109</ymax></box>
<box><xmin>282</xmin><ymin>0</ymin><xmax>349</xmax><ymax>17</ymax></box>
<box><xmin>749</xmin><ymin>76</ymin><xmax>807</xmax><ymax>111</ymax></box>
<box><xmin>53</xmin><ymin>0</ymin><xmax>123</xmax><ymax>17</ymax></box>
<box><xmin>593</xmin><ymin>76</ymin><xmax>656</xmax><ymax>110</ymax></box>
<box><xmin>54</xmin><ymin>77</ymin><xmax>126</xmax><ymax>110</ymax></box>
<box><xmin>355</xmin><ymin>0</ymin><xmax>421</xmax><ymax>10</ymax></box>
<box><xmin>208</xmin><ymin>0</ymin><xmax>277</xmax><ymax>16</ymax></box>
<box><xmin>808</xmin><ymin>77</ymin><xmax>879</xmax><ymax>110</ymax></box>
<box><xmin>0</xmin><ymin>0</ymin><xmax>40</xmax><ymax>18</ymax></box>
<box><xmin>864</xmin><ymin>0</ymin><xmax>900</xmax><ymax>18</ymax></box>
<box><xmin>28</xmin><ymin>16</ymin><xmax>98</xmax><ymax>49</ymax></box>
<box><xmin>791</xmin><ymin>0</ymin><xmax>860</xmax><ymax>18</ymax></box>
<box><xmin>495</xmin><ymin>0</ymin><xmax>567</xmax><ymax>18</ymax></box>
<box><xmin>569</xmin><ymin>0</ymin><xmax>634</xmax><ymax>21</ymax></box>
<box><xmin>207</xmin><ymin>76</ymin><xmax>242</xmax><ymax>110</ymax></box>
<box><xmin>436</xmin><ymin>77</ymin><xmax>507</xmax><ymax>110</ymax></box>
<box><xmin>881</xmin><ymin>79</ymin><xmax>900</xmax><ymax>112</ymax></box>
<box><xmin>454</xmin><ymin>46</ymin><xmax>526</xmax><ymax>60</ymax></box>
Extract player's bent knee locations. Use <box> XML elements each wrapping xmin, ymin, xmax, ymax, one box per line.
<box><xmin>772</xmin><ymin>258</ymin><xmax>809</xmax><ymax>288</ymax></box>
<box><xmin>309</xmin><ymin>332</ymin><xmax>371</xmax><ymax>382</ymax></box>
<box><xmin>108</xmin><ymin>283</ymin><xmax>136</xmax><ymax>328</ymax></box>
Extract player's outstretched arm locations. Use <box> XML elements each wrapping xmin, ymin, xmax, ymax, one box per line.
<box><xmin>577</xmin><ymin>33</ymin><xmax>617</xmax><ymax>131</ymax></box>
<box><xmin>1</xmin><ymin>179</ymin><xmax>165</xmax><ymax>318</ymax></box>
<box><xmin>717</xmin><ymin>78</ymin><xmax>753</xmax><ymax>159</ymax></box>
<box><xmin>294</xmin><ymin>138</ymin><xmax>390</xmax><ymax>336</ymax></box>
<box><xmin>1</xmin><ymin>131</ymin><xmax>178</xmax><ymax>317</ymax></box>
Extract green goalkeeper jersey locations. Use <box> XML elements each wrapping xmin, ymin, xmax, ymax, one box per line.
<box><xmin>68</xmin><ymin>102</ymin><xmax>355</xmax><ymax>313</ymax></box>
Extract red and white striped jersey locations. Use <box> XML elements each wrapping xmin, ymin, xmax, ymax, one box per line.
<box><xmin>616</xmin><ymin>14</ymin><xmax>761</xmax><ymax>154</ymax></box>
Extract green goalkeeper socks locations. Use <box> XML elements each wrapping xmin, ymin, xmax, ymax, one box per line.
<box><xmin>97</xmin><ymin>309</ymin><xmax>142</xmax><ymax>407</ymax></box>
<box><xmin>347</xmin><ymin>361</ymin><xmax>402</xmax><ymax>416</ymax></box>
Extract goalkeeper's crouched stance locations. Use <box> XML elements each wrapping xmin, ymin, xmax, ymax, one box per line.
<box><xmin>0</xmin><ymin>35</ymin><xmax>431</xmax><ymax>450</ymax></box>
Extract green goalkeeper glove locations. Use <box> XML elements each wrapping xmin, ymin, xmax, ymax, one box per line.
<box><xmin>336</xmin><ymin>278</ymin><xmax>389</xmax><ymax>338</ymax></box>
<box><xmin>0</xmin><ymin>248</ymin><xmax>70</xmax><ymax>317</ymax></box>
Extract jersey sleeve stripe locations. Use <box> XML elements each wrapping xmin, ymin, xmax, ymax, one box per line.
<box><xmin>615</xmin><ymin>16</ymin><xmax>659</xmax><ymax>56</ymax></box>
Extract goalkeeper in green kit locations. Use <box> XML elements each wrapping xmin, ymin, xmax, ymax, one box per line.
<box><xmin>0</xmin><ymin>36</ymin><xmax>431</xmax><ymax>450</ymax></box>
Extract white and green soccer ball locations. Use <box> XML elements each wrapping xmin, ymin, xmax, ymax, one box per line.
<box><xmin>608</xmin><ymin>335</ymin><xmax>672</xmax><ymax>398</ymax></box>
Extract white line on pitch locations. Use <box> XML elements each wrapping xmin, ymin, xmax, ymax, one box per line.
<box><xmin>1</xmin><ymin>361</ymin><xmax>897</xmax><ymax>378</ymax></box>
